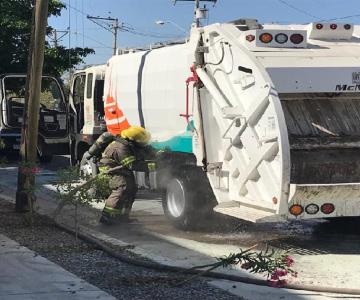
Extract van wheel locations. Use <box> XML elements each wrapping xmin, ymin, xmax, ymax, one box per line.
<box><xmin>79</xmin><ymin>154</ymin><xmax>98</xmax><ymax>197</ymax></box>
<box><xmin>162</xmin><ymin>168</ymin><xmax>216</xmax><ymax>230</ymax></box>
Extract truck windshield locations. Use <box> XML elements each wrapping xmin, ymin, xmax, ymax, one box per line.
<box><xmin>3</xmin><ymin>76</ymin><xmax>65</xmax><ymax>111</ymax></box>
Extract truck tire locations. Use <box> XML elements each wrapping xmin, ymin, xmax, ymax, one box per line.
<box><xmin>162</xmin><ymin>168</ymin><xmax>216</xmax><ymax>230</ymax></box>
<box><xmin>79</xmin><ymin>155</ymin><xmax>98</xmax><ymax>197</ymax></box>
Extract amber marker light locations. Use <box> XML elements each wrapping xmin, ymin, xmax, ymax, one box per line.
<box><xmin>259</xmin><ymin>33</ymin><xmax>273</xmax><ymax>43</ymax></box>
<box><xmin>289</xmin><ymin>204</ymin><xmax>303</xmax><ymax>216</ymax></box>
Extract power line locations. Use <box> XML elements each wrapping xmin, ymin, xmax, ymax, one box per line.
<box><xmin>67</xmin><ymin>2</ymin><xmax>87</xmax><ymax>17</ymax></box>
<box><xmin>67</xmin><ymin>3</ymin><xmax>183</xmax><ymax>44</ymax></box>
<box><xmin>319</xmin><ymin>13</ymin><xmax>360</xmax><ymax>22</ymax></box>
<box><xmin>75</xmin><ymin>0</ymin><xmax>78</xmax><ymax>45</ymax></box>
<box><xmin>68</xmin><ymin>0</ymin><xmax>71</xmax><ymax>70</ymax></box>
<box><xmin>74</xmin><ymin>32</ymin><xmax>112</xmax><ymax>48</ymax></box>
<box><xmin>81</xmin><ymin>0</ymin><xmax>85</xmax><ymax>48</ymax></box>
<box><xmin>91</xmin><ymin>47</ymin><xmax>113</xmax><ymax>49</ymax></box>
<box><xmin>121</xmin><ymin>23</ymin><xmax>185</xmax><ymax>39</ymax></box>
<box><xmin>87</xmin><ymin>15</ymin><xmax>120</xmax><ymax>54</ymax></box>
<box><xmin>122</xmin><ymin>28</ymin><xmax>184</xmax><ymax>39</ymax></box>
<box><xmin>87</xmin><ymin>16</ymin><xmax>114</xmax><ymax>34</ymax></box>
<box><xmin>277</xmin><ymin>0</ymin><xmax>320</xmax><ymax>20</ymax></box>
<box><xmin>48</xmin><ymin>29</ymin><xmax>69</xmax><ymax>47</ymax></box>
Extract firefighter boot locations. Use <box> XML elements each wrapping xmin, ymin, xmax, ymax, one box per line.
<box><xmin>99</xmin><ymin>206</ymin><xmax>129</xmax><ymax>225</ymax></box>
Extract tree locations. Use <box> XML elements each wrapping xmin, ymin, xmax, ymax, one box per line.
<box><xmin>0</xmin><ymin>0</ymin><xmax>94</xmax><ymax>77</ymax></box>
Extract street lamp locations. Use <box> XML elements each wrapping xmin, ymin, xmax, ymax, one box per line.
<box><xmin>155</xmin><ymin>20</ymin><xmax>187</xmax><ymax>34</ymax></box>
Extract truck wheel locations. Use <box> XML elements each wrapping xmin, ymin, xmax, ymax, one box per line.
<box><xmin>162</xmin><ymin>169</ymin><xmax>216</xmax><ymax>230</ymax></box>
<box><xmin>79</xmin><ymin>155</ymin><xmax>98</xmax><ymax>197</ymax></box>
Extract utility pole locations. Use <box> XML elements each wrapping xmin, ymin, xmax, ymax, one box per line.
<box><xmin>87</xmin><ymin>15</ymin><xmax>121</xmax><ymax>55</ymax></box>
<box><xmin>113</xmin><ymin>18</ymin><xmax>119</xmax><ymax>55</ymax></box>
<box><xmin>49</xmin><ymin>29</ymin><xmax>69</xmax><ymax>47</ymax></box>
<box><xmin>16</xmin><ymin>0</ymin><xmax>49</xmax><ymax>212</ymax></box>
<box><xmin>195</xmin><ymin>0</ymin><xmax>200</xmax><ymax>27</ymax></box>
<box><xmin>173</xmin><ymin>0</ymin><xmax>216</xmax><ymax>27</ymax></box>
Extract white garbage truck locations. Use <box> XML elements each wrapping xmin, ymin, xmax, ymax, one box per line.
<box><xmin>70</xmin><ymin>19</ymin><xmax>360</xmax><ymax>229</ymax></box>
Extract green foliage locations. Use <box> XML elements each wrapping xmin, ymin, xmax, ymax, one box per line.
<box><xmin>44</xmin><ymin>46</ymin><xmax>94</xmax><ymax>77</ymax></box>
<box><xmin>188</xmin><ymin>246</ymin><xmax>297</xmax><ymax>288</ymax></box>
<box><xmin>55</xmin><ymin>166</ymin><xmax>110</xmax><ymax>210</ymax></box>
<box><xmin>0</xmin><ymin>0</ymin><xmax>94</xmax><ymax>76</ymax></box>
<box><xmin>214</xmin><ymin>247</ymin><xmax>295</xmax><ymax>276</ymax></box>
<box><xmin>92</xmin><ymin>173</ymin><xmax>111</xmax><ymax>200</ymax></box>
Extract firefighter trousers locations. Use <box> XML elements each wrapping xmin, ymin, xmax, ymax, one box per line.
<box><xmin>103</xmin><ymin>171</ymin><xmax>138</xmax><ymax>218</ymax></box>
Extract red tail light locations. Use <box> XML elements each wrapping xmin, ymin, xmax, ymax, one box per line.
<box><xmin>246</xmin><ymin>34</ymin><xmax>255</xmax><ymax>42</ymax></box>
<box><xmin>290</xmin><ymin>34</ymin><xmax>304</xmax><ymax>44</ymax></box>
<box><xmin>344</xmin><ymin>24</ymin><xmax>352</xmax><ymax>30</ymax></box>
<box><xmin>330</xmin><ymin>24</ymin><xmax>337</xmax><ymax>30</ymax></box>
<box><xmin>316</xmin><ymin>23</ymin><xmax>323</xmax><ymax>30</ymax></box>
<box><xmin>321</xmin><ymin>203</ymin><xmax>335</xmax><ymax>214</ymax></box>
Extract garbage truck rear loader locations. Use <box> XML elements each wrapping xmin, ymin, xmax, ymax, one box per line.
<box><xmin>90</xmin><ymin>20</ymin><xmax>360</xmax><ymax>228</ymax></box>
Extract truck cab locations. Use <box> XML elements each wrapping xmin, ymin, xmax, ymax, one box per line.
<box><xmin>0</xmin><ymin>74</ymin><xmax>69</xmax><ymax>161</ymax></box>
<box><xmin>68</xmin><ymin>65</ymin><xmax>106</xmax><ymax>165</ymax></box>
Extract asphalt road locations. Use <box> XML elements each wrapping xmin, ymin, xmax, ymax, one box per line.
<box><xmin>1</xmin><ymin>155</ymin><xmax>360</xmax><ymax>297</ymax></box>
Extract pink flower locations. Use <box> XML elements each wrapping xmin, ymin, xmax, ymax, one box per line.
<box><xmin>20</xmin><ymin>166</ymin><xmax>41</xmax><ymax>174</ymax></box>
<box><xmin>31</xmin><ymin>167</ymin><xmax>41</xmax><ymax>174</ymax></box>
<box><xmin>277</xmin><ymin>269</ymin><xmax>288</xmax><ymax>277</ymax></box>
<box><xmin>271</xmin><ymin>269</ymin><xmax>288</xmax><ymax>280</ymax></box>
<box><xmin>267</xmin><ymin>279</ymin><xmax>287</xmax><ymax>288</ymax></box>
<box><xmin>284</xmin><ymin>255</ymin><xmax>294</xmax><ymax>267</ymax></box>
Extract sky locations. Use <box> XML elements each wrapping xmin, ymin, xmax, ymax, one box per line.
<box><xmin>48</xmin><ymin>0</ymin><xmax>360</xmax><ymax>66</ymax></box>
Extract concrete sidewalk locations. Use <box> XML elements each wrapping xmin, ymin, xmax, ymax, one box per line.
<box><xmin>0</xmin><ymin>234</ymin><xmax>115</xmax><ymax>300</ymax></box>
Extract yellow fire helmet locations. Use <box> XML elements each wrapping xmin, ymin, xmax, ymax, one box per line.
<box><xmin>120</xmin><ymin>126</ymin><xmax>151</xmax><ymax>145</ymax></box>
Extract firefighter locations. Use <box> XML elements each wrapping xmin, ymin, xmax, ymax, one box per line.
<box><xmin>97</xmin><ymin>126</ymin><xmax>154</xmax><ymax>224</ymax></box>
